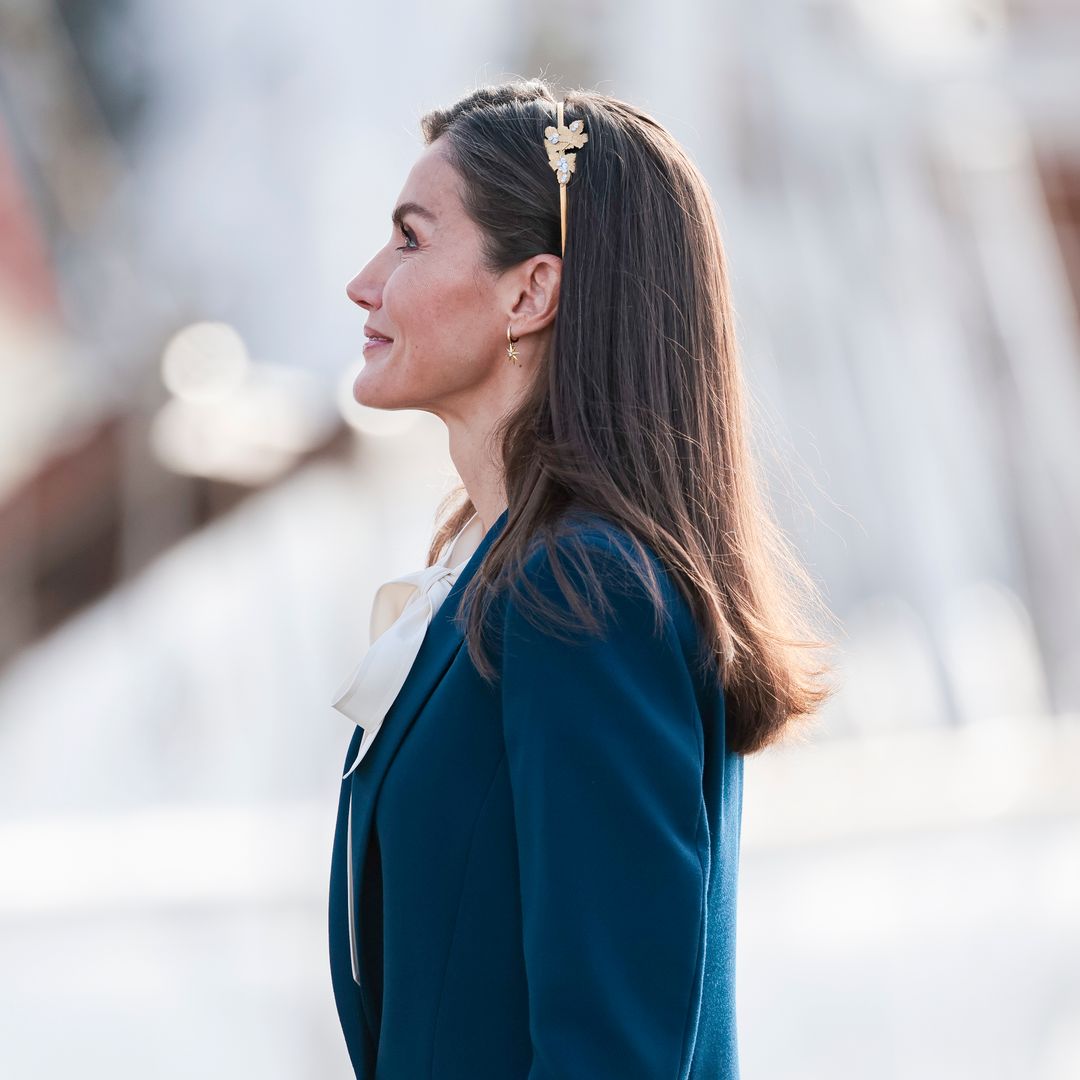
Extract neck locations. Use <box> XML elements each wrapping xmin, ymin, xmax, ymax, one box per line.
<box><xmin>443</xmin><ymin>417</ymin><xmax>508</xmax><ymax>534</ymax></box>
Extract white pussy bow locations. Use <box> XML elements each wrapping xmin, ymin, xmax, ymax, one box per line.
<box><xmin>330</xmin><ymin>511</ymin><xmax>486</xmax><ymax>779</ymax></box>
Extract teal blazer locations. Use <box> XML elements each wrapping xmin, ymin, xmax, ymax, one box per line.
<box><xmin>328</xmin><ymin>507</ymin><xmax>743</xmax><ymax>1078</ymax></box>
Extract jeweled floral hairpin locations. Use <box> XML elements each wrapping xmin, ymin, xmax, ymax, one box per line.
<box><xmin>543</xmin><ymin>101</ymin><xmax>588</xmax><ymax>256</ymax></box>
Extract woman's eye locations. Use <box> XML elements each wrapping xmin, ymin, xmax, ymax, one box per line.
<box><xmin>395</xmin><ymin>225</ymin><xmax>418</xmax><ymax>252</ymax></box>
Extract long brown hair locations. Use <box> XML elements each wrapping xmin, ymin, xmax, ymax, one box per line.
<box><xmin>418</xmin><ymin>79</ymin><xmax>837</xmax><ymax>756</ymax></box>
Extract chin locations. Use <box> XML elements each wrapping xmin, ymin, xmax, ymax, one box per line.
<box><xmin>352</xmin><ymin>365</ymin><xmax>421</xmax><ymax>412</ymax></box>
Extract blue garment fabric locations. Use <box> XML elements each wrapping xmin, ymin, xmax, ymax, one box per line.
<box><xmin>328</xmin><ymin>507</ymin><xmax>743</xmax><ymax>1078</ymax></box>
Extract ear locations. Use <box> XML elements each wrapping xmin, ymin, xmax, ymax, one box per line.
<box><xmin>500</xmin><ymin>254</ymin><xmax>561</xmax><ymax>336</ymax></box>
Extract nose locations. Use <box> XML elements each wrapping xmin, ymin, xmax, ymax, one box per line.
<box><xmin>345</xmin><ymin>256</ymin><xmax>383</xmax><ymax>310</ymax></box>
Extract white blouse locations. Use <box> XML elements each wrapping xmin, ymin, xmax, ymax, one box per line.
<box><xmin>330</xmin><ymin>510</ymin><xmax>488</xmax><ymax>780</ymax></box>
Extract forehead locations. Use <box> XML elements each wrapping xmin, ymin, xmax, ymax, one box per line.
<box><xmin>396</xmin><ymin>141</ymin><xmax>463</xmax><ymax>225</ymax></box>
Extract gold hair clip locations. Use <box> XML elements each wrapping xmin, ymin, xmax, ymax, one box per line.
<box><xmin>544</xmin><ymin>101</ymin><xmax>588</xmax><ymax>256</ymax></box>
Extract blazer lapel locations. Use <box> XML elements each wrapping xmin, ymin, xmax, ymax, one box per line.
<box><xmin>328</xmin><ymin>722</ymin><xmax>376</xmax><ymax>1075</ymax></box>
<box><xmin>337</xmin><ymin>506</ymin><xmax>508</xmax><ymax>1031</ymax></box>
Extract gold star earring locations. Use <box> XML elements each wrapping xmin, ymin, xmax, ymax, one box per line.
<box><xmin>506</xmin><ymin>322</ymin><xmax>521</xmax><ymax>366</ymax></box>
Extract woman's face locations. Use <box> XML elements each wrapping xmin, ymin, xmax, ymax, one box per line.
<box><xmin>345</xmin><ymin>139</ymin><xmax>518</xmax><ymax>419</ymax></box>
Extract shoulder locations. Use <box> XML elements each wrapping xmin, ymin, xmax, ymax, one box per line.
<box><xmin>505</xmin><ymin>509</ymin><xmax>699</xmax><ymax>659</ymax></box>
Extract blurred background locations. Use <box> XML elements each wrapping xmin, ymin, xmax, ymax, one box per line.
<box><xmin>1</xmin><ymin>0</ymin><xmax>1078</xmax><ymax>1077</ymax></box>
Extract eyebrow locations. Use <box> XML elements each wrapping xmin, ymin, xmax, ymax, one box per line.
<box><xmin>392</xmin><ymin>201</ymin><xmax>437</xmax><ymax>229</ymax></box>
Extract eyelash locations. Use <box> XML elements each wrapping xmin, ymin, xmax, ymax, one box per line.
<box><xmin>395</xmin><ymin>224</ymin><xmax>418</xmax><ymax>252</ymax></box>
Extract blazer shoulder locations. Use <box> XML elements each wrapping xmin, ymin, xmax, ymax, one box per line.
<box><xmin>513</xmin><ymin>510</ymin><xmax>699</xmax><ymax>655</ymax></box>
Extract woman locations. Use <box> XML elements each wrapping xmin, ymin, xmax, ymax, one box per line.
<box><xmin>328</xmin><ymin>79</ymin><xmax>834</xmax><ymax>1079</ymax></box>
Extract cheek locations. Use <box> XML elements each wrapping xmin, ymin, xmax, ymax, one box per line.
<box><xmin>386</xmin><ymin>263</ymin><xmax>488</xmax><ymax>341</ymax></box>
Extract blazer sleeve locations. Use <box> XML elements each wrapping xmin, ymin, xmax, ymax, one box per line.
<box><xmin>499</xmin><ymin>534</ymin><xmax>709</xmax><ymax>1080</ymax></box>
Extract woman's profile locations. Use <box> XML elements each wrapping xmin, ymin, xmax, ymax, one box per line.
<box><xmin>328</xmin><ymin>78</ymin><xmax>835</xmax><ymax>1079</ymax></box>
